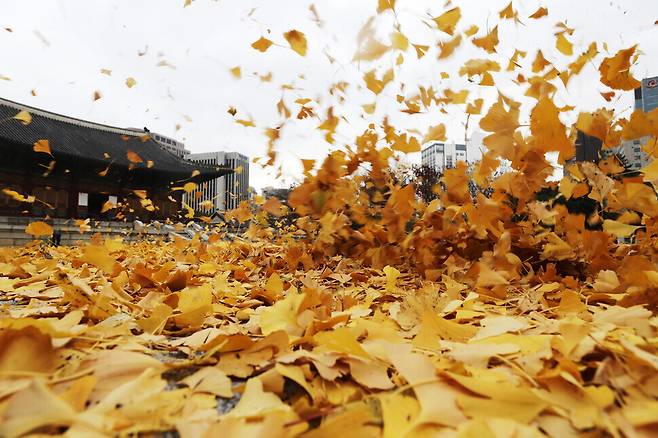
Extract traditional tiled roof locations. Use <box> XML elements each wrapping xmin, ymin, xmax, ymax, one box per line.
<box><xmin>0</xmin><ymin>97</ymin><xmax>231</xmax><ymax>180</ymax></box>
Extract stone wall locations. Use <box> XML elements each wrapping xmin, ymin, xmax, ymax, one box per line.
<box><xmin>0</xmin><ymin>216</ymin><xmax>171</xmax><ymax>247</ymax></box>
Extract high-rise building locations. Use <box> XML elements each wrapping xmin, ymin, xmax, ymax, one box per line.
<box><xmin>184</xmin><ymin>151</ymin><xmax>249</xmax><ymax>212</ymax></box>
<box><xmin>635</xmin><ymin>76</ymin><xmax>658</xmax><ymax>113</ymax></box>
<box><xmin>421</xmin><ymin>141</ymin><xmax>467</xmax><ymax>171</ymax></box>
<box><xmin>149</xmin><ymin>132</ymin><xmax>190</xmax><ymax>158</ymax></box>
<box><xmin>617</xmin><ymin>76</ymin><xmax>658</xmax><ymax>170</ymax></box>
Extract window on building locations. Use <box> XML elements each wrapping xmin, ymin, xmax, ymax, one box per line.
<box><xmin>78</xmin><ymin>192</ymin><xmax>88</xmax><ymax>206</ymax></box>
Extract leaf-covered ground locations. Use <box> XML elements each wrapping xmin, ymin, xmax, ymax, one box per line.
<box><xmin>3</xmin><ymin>0</ymin><xmax>658</xmax><ymax>437</ymax></box>
<box><xmin>0</xmin><ymin>218</ymin><xmax>657</xmax><ymax>437</ymax></box>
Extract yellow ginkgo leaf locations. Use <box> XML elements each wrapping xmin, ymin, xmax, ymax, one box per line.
<box><xmin>599</xmin><ymin>46</ymin><xmax>642</xmax><ymax>90</ymax></box>
<box><xmin>555</xmin><ymin>32</ymin><xmax>573</xmax><ymax>56</ymax></box>
<box><xmin>125</xmin><ymin>77</ymin><xmax>137</xmax><ymax>88</ymax></box>
<box><xmin>13</xmin><ymin>110</ymin><xmax>32</xmax><ymax>125</ymax></box>
<box><xmin>229</xmin><ymin>66</ymin><xmax>241</xmax><ymax>79</ymax></box>
<box><xmin>376</xmin><ymin>0</ymin><xmax>395</xmax><ymax>13</ymax></box>
<box><xmin>529</xmin><ymin>6</ymin><xmax>548</xmax><ymax>19</ymax></box>
<box><xmin>33</xmin><ymin>139</ymin><xmax>52</xmax><ymax>156</ymax></box>
<box><xmin>283</xmin><ymin>30</ymin><xmax>307</xmax><ymax>56</ymax></box>
<box><xmin>472</xmin><ymin>26</ymin><xmax>499</xmax><ymax>54</ymax></box>
<box><xmin>127</xmin><ymin>150</ymin><xmax>143</xmax><ymax>163</ymax></box>
<box><xmin>25</xmin><ymin>221</ymin><xmax>53</xmax><ymax>237</ymax></box>
<box><xmin>433</xmin><ymin>7</ymin><xmax>461</xmax><ymax>35</ymax></box>
<box><xmin>422</xmin><ymin>123</ymin><xmax>447</xmax><ymax>144</ymax></box>
<box><xmin>251</xmin><ymin>36</ymin><xmax>273</xmax><ymax>52</ymax></box>
<box><xmin>603</xmin><ymin>219</ymin><xmax>642</xmax><ymax>238</ymax></box>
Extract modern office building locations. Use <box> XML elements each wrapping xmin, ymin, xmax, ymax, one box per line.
<box><xmin>617</xmin><ymin>76</ymin><xmax>658</xmax><ymax>170</ymax></box>
<box><xmin>184</xmin><ymin>151</ymin><xmax>249</xmax><ymax>213</ymax></box>
<box><xmin>421</xmin><ymin>141</ymin><xmax>468</xmax><ymax>171</ymax></box>
<box><xmin>635</xmin><ymin>76</ymin><xmax>658</xmax><ymax>113</ymax></box>
<box><xmin>150</xmin><ymin>132</ymin><xmax>189</xmax><ymax>158</ymax></box>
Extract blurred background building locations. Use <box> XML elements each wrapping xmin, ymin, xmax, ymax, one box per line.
<box><xmin>184</xmin><ymin>151</ymin><xmax>249</xmax><ymax>213</ymax></box>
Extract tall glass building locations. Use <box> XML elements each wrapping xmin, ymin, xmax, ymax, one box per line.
<box><xmin>635</xmin><ymin>76</ymin><xmax>658</xmax><ymax>112</ymax></box>
<box><xmin>616</xmin><ymin>76</ymin><xmax>658</xmax><ymax>170</ymax></box>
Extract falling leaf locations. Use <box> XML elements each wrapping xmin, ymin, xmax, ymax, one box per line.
<box><xmin>412</xmin><ymin>44</ymin><xmax>429</xmax><ymax>59</ymax></box>
<box><xmin>100</xmin><ymin>68</ymin><xmax>112</xmax><ymax>76</ymax></box>
<box><xmin>127</xmin><ymin>150</ymin><xmax>143</xmax><ymax>163</ymax></box>
<box><xmin>498</xmin><ymin>2</ymin><xmax>516</xmax><ymax>20</ymax></box>
<box><xmin>376</xmin><ymin>0</ymin><xmax>395</xmax><ymax>13</ymax></box>
<box><xmin>438</xmin><ymin>34</ymin><xmax>462</xmax><ymax>59</ymax></box>
<box><xmin>251</xmin><ymin>36</ymin><xmax>273</xmax><ymax>52</ymax></box>
<box><xmin>283</xmin><ymin>30</ymin><xmax>307</xmax><ymax>56</ymax></box>
<box><xmin>33</xmin><ymin>139</ymin><xmax>52</xmax><ymax>156</ymax></box>
<box><xmin>422</xmin><ymin>123</ymin><xmax>447</xmax><ymax>143</ymax></box>
<box><xmin>599</xmin><ymin>46</ymin><xmax>642</xmax><ymax>90</ymax></box>
<box><xmin>13</xmin><ymin>110</ymin><xmax>32</xmax><ymax>125</ymax></box>
<box><xmin>230</xmin><ymin>66</ymin><xmax>242</xmax><ymax>79</ymax></box>
<box><xmin>529</xmin><ymin>6</ymin><xmax>548</xmax><ymax>19</ymax></box>
<box><xmin>125</xmin><ymin>77</ymin><xmax>137</xmax><ymax>88</ymax></box>
<box><xmin>555</xmin><ymin>32</ymin><xmax>573</xmax><ymax>56</ymax></box>
<box><xmin>2</xmin><ymin>189</ymin><xmax>35</xmax><ymax>203</ymax></box>
<box><xmin>93</xmin><ymin>90</ymin><xmax>102</xmax><ymax>101</ymax></box>
<box><xmin>25</xmin><ymin>221</ymin><xmax>53</xmax><ymax>237</ymax></box>
<box><xmin>472</xmin><ymin>26</ymin><xmax>499</xmax><ymax>53</ymax></box>
<box><xmin>236</xmin><ymin>118</ymin><xmax>256</xmax><ymax>127</ymax></box>
<box><xmin>530</xmin><ymin>96</ymin><xmax>574</xmax><ymax>162</ymax></box>
<box><xmin>433</xmin><ymin>7</ymin><xmax>461</xmax><ymax>35</ymax></box>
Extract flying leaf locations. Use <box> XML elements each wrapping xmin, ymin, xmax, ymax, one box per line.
<box><xmin>125</xmin><ymin>77</ymin><xmax>137</xmax><ymax>88</ymax></box>
<box><xmin>377</xmin><ymin>0</ymin><xmax>395</xmax><ymax>13</ymax></box>
<box><xmin>25</xmin><ymin>221</ymin><xmax>53</xmax><ymax>237</ymax></box>
<box><xmin>2</xmin><ymin>189</ymin><xmax>35</xmax><ymax>203</ymax></box>
<box><xmin>599</xmin><ymin>46</ymin><xmax>642</xmax><ymax>90</ymax></box>
<box><xmin>284</xmin><ymin>30</ymin><xmax>307</xmax><ymax>56</ymax></box>
<box><xmin>530</xmin><ymin>96</ymin><xmax>574</xmax><ymax>162</ymax></box>
<box><xmin>472</xmin><ymin>26</ymin><xmax>499</xmax><ymax>53</ymax></box>
<box><xmin>33</xmin><ymin>139</ymin><xmax>52</xmax><ymax>156</ymax></box>
<box><xmin>529</xmin><ymin>6</ymin><xmax>548</xmax><ymax>19</ymax></box>
<box><xmin>438</xmin><ymin>34</ymin><xmax>462</xmax><ymax>59</ymax></box>
<box><xmin>422</xmin><ymin>123</ymin><xmax>447</xmax><ymax>143</ymax></box>
<box><xmin>13</xmin><ymin>110</ymin><xmax>32</xmax><ymax>125</ymax></box>
<box><xmin>413</xmin><ymin>44</ymin><xmax>429</xmax><ymax>59</ymax></box>
<box><xmin>433</xmin><ymin>7</ymin><xmax>461</xmax><ymax>35</ymax></box>
<box><xmin>229</xmin><ymin>66</ymin><xmax>241</xmax><ymax>79</ymax></box>
<box><xmin>555</xmin><ymin>32</ymin><xmax>573</xmax><ymax>56</ymax></box>
<box><xmin>251</xmin><ymin>36</ymin><xmax>273</xmax><ymax>52</ymax></box>
<box><xmin>127</xmin><ymin>150</ymin><xmax>143</xmax><ymax>163</ymax></box>
<box><xmin>498</xmin><ymin>2</ymin><xmax>517</xmax><ymax>20</ymax></box>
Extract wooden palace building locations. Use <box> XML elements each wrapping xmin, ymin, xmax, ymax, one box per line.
<box><xmin>0</xmin><ymin>97</ymin><xmax>230</xmax><ymax>220</ymax></box>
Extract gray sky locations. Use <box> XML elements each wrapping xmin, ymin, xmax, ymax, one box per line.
<box><xmin>1</xmin><ymin>0</ymin><xmax>657</xmax><ymax>190</ymax></box>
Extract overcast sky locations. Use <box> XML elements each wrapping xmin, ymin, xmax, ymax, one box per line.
<box><xmin>1</xmin><ymin>0</ymin><xmax>657</xmax><ymax>190</ymax></box>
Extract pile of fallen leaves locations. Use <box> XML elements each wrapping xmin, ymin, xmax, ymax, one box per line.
<box><xmin>2</xmin><ymin>167</ymin><xmax>658</xmax><ymax>437</ymax></box>
<box><xmin>3</xmin><ymin>1</ymin><xmax>658</xmax><ymax>437</ymax></box>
